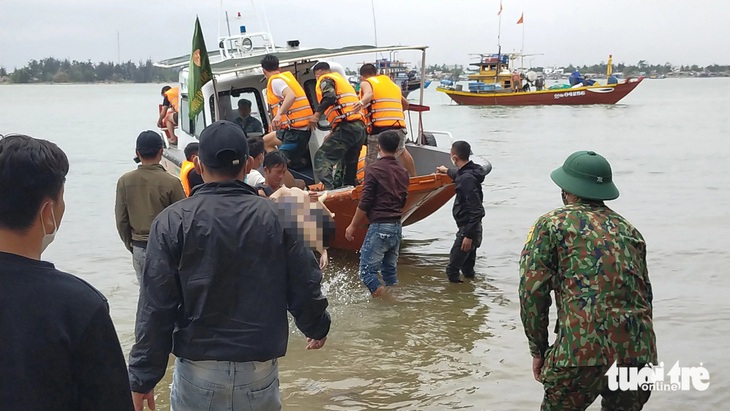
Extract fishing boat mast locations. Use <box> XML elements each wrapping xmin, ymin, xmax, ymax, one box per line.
<box><xmin>496</xmin><ymin>0</ymin><xmax>503</xmax><ymax>84</ymax></box>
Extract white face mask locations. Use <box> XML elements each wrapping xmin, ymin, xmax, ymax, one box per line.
<box><xmin>40</xmin><ymin>202</ymin><xmax>58</xmax><ymax>254</ymax></box>
<box><xmin>451</xmin><ymin>156</ymin><xmax>457</xmax><ymax>166</ymax></box>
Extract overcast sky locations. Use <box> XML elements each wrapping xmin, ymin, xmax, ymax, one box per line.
<box><xmin>1</xmin><ymin>0</ymin><xmax>728</xmax><ymax>71</ymax></box>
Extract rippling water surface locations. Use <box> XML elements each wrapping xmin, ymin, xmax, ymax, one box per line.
<box><xmin>1</xmin><ymin>78</ymin><xmax>728</xmax><ymax>410</ymax></box>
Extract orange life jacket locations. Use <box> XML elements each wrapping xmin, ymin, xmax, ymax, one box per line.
<box><xmin>360</xmin><ymin>75</ymin><xmax>406</xmax><ymax>134</ymax></box>
<box><xmin>164</xmin><ymin>87</ymin><xmax>180</xmax><ymax>112</ymax></box>
<box><xmin>315</xmin><ymin>72</ymin><xmax>363</xmax><ymax>128</ymax></box>
<box><xmin>266</xmin><ymin>72</ymin><xmax>314</xmax><ymax>130</ymax></box>
<box><xmin>180</xmin><ymin>160</ymin><xmax>195</xmax><ymax>197</ymax></box>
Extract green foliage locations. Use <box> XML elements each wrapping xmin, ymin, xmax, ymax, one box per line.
<box><xmin>5</xmin><ymin>57</ymin><xmax>178</xmax><ymax>84</ymax></box>
<box><xmin>425</xmin><ymin>60</ymin><xmax>729</xmax><ymax>76</ymax></box>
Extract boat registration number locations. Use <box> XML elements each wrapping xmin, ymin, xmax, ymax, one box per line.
<box><xmin>554</xmin><ymin>90</ymin><xmax>586</xmax><ymax>99</ymax></box>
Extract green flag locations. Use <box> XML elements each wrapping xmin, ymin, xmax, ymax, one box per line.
<box><xmin>188</xmin><ymin>17</ymin><xmax>212</xmax><ymax>120</ymax></box>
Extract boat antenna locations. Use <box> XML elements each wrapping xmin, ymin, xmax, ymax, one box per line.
<box><xmin>251</xmin><ymin>0</ymin><xmax>275</xmax><ymax>51</ymax></box>
<box><xmin>225</xmin><ymin>11</ymin><xmax>232</xmax><ymax>37</ymax></box>
<box><xmin>497</xmin><ymin>0</ymin><xmax>502</xmax><ymax>51</ymax></box>
<box><xmin>496</xmin><ymin>0</ymin><xmax>502</xmax><ymax>84</ymax></box>
<box><xmin>519</xmin><ymin>13</ymin><xmax>525</xmax><ymax>71</ymax></box>
<box><xmin>371</xmin><ymin>0</ymin><xmax>380</xmax><ymax>60</ymax></box>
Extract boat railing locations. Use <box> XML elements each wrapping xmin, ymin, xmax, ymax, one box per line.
<box><xmin>217</xmin><ymin>32</ymin><xmax>276</xmax><ymax>60</ymax></box>
<box><xmin>420</xmin><ymin>130</ymin><xmax>454</xmax><ymax>148</ymax></box>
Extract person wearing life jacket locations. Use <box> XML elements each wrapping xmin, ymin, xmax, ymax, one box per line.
<box><xmin>310</xmin><ymin>61</ymin><xmax>367</xmax><ymax>190</ymax></box>
<box><xmin>180</xmin><ymin>142</ymin><xmax>204</xmax><ymax>197</ymax></box>
<box><xmin>260</xmin><ymin>54</ymin><xmax>314</xmax><ymax>170</ymax></box>
<box><xmin>355</xmin><ymin>63</ymin><xmax>417</xmax><ymax>177</ymax></box>
<box><xmin>157</xmin><ymin>85</ymin><xmax>179</xmax><ymax>146</ymax></box>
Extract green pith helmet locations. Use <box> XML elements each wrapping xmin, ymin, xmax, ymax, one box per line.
<box><xmin>550</xmin><ymin>150</ymin><xmax>619</xmax><ymax>200</ymax></box>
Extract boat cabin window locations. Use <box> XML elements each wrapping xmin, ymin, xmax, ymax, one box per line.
<box><xmin>211</xmin><ymin>88</ymin><xmax>267</xmax><ymax>138</ymax></box>
<box><xmin>303</xmin><ymin>79</ymin><xmax>332</xmax><ymax>131</ymax></box>
<box><xmin>179</xmin><ymin>94</ymin><xmax>206</xmax><ymax>138</ymax></box>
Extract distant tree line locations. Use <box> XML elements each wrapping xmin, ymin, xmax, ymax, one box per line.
<box><xmin>560</xmin><ymin>61</ymin><xmax>730</xmax><ymax>75</ymax></box>
<box><xmin>427</xmin><ymin>61</ymin><xmax>730</xmax><ymax>76</ymax></box>
<box><xmin>0</xmin><ymin>58</ymin><xmax>178</xmax><ymax>84</ymax></box>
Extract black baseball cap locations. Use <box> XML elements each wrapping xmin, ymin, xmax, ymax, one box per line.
<box><xmin>198</xmin><ymin>120</ymin><xmax>249</xmax><ymax>168</ymax></box>
<box><xmin>134</xmin><ymin>131</ymin><xmax>164</xmax><ymax>163</ymax></box>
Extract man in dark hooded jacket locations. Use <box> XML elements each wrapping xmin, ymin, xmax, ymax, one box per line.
<box><xmin>437</xmin><ymin>141</ymin><xmax>488</xmax><ymax>283</ymax></box>
<box><xmin>128</xmin><ymin>120</ymin><xmax>330</xmax><ymax>411</ymax></box>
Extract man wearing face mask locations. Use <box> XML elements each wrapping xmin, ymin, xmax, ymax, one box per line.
<box><xmin>115</xmin><ymin>131</ymin><xmax>185</xmax><ymax>286</ymax></box>
<box><xmin>519</xmin><ymin>150</ymin><xmax>656</xmax><ymax>410</ymax></box>
<box><xmin>436</xmin><ymin>140</ymin><xmax>489</xmax><ymax>283</ymax></box>
<box><xmin>128</xmin><ymin>120</ymin><xmax>330</xmax><ymax>411</ymax></box>
<box><xmin>0</xmin><ymin>134</ymin><xmax>134</xmax><ymax>410</ymax></box>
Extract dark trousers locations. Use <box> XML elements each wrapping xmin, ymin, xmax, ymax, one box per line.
<box><xmin>540</xmin><ymin>363</ymin><xmax>651</xmax><ymax>411</ymax></box>
<box><xmin>445</xmin><ymin>225</ymin><xmax>482</xmax><ymax>282</ymax></box>
<box><xmin>314</xmin><ymin>120</ymin><xmax>366</xmax><ymax>190</ymax></box>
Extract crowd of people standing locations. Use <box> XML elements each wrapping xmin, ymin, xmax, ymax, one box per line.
<box><xmin>0</xmin><ymin>53</ymin><xmax>655</xmax><ymax>411</ymax></box>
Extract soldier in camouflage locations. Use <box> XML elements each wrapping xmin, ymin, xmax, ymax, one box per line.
<box><xmin>310</xmin><ymin>62</ymin><xmax>367</xmax><ymax>190</ymax></box>
<box><xmin>519</xmin><ymin>151</ymin><xmax>657</xmax><ymax>411</ymax></box>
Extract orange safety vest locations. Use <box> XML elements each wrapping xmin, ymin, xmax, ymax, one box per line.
<box><xmin>266</xmin><ymin>72</ymin><xmax>313</xmax><ymax>130</ymax></box>
<box><xmin>179</xmin><ymin>160</ymin><xmax>195</xmax><ymax>197</ymax></box>
<box><xmin>315</xmin><ymin>72</ymin><xmax>363</xmax><ymax>127</ymax></box>
<box><xmin>164</xmin><ymin>87</ymin><xmax>180</xmax><ymax>113</ymax></box>
<box><xmin>360</xmin><ymin>75</ymin><xmax>406</xmax><ymax>134</ymax></box>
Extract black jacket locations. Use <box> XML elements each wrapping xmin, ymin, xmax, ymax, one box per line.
<box><xmin>447</xmin><ymin>161</ymin><xmax>487</xmax><ymax>238</ymax></box>
<box><xmin>128</xmin><ymin>180</ymin><xmax>331</xmax><ymax>393</ymax></box>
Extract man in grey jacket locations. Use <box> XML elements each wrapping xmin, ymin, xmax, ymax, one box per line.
<box><xmin>128</xmin><ymin>120</ymin><xmax>331</xmax><ymax>411</ymax></box>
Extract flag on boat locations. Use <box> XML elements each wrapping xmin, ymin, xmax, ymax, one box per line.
<box><xmin>188</xmin><ymin>16</ymin><xmax>212</xmax><ymax>120</ymax></box>
<box><xmin>517</xmin><ymin>13</ymin><xmax>524</xmax><ymax>24</ymax></box>
<box><xmin>497</xmin><ymin>0</ymin><xmax>503</xmax><ymax>15</ymax></box>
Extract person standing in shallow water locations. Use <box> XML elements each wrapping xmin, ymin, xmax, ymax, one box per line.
<box><xmin>346</xmin><ymin>130</ymin><xmax>409</xmax><ymax>297</ymax></box>
<box><xmin>128</xmin><ymin>121</ymin><xmax>330</xmax><ymax>411</ymax></box>
<box><xmin>436</xmin><ymin>141</ymin><xmax>487</xmax><ymax>283</ymax></box>
<box><xmin>0</xmin><ymin>134</ymin><xmax>134</xmax><ymax>410</ymax></box>
<box><xmin>519</xmin><ymin>150</ymin><xmax>656</xmax><ymax>411</ymax></box>
<box><xmin>115</xmin><ymin>131</ymin><xmax>185</xmax><ymax>287</ymax></box>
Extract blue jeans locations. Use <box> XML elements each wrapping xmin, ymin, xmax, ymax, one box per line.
<box><xmin>359</xmin><ymin>222</ymin><xmax>402</xmax><ymax>293</ymax></box>
<box><xmin>170</xmin><ymin>357</ymin><xmax>281</xmax><ymax>411</ymax></box>
<box><xmin>132</xmin><ymin>245</ymin><xmax>146</xmax><ymax>285</ymax></box>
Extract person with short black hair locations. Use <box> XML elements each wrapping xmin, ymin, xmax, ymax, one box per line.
<box><xmin>0</xmin><ymin>134</ymin><xmax>134</xmax><ymax>410</ymax></box>
<box><xmin>244</xmin><ymin>136</ymin><xmax>266</xmax><ymax>187</ymax></box>
<box><xmin>311</xmin><ymin>61</ymin><xmax>367</xmax><ymax>190</ymax></box>
<box><xmin>115</xmin><ymin>131</ymin><xmax>185</xmax><ymax>285</ymax></box>
<box><xmin>436</xmin><ymin>140</ymin><xmax>488</xmax><ymax>283</ymax></box>
<box><xmin>260</xmin><ymin>54</ymin><xmax>313</xmax><ymax>170</ymax></box>
<box><xmin>128</xmin><ymin>120</ymin><xmax>330</xmax><ymax>411</ymax></box>
<box><xmin>180</xmin><ymin>142</ymin><xmax>204</xmax><ymax>196</ymax></box>
<box><xmin>356</xmin><ymin>63</ymin><xmax>417</xmax><ymax>177</ymax></box>
<box><xmin>345</xmin><ymin>130</ymin><xmax>409</xmax><ymax>297</ymax></box>
<box><xmin>235</xmin><ymin>99</ymin><xmax>264</xmax><ymax>135</ymax></box>
<box><xmin>257</xmin><ymin>151</ymin><xmax>289</xmax><ymax>197</ymax></box>
<box><xmin>157</xmin><ymin>85</ymin><xmax>179</xmax><ymax>145</ymax></box>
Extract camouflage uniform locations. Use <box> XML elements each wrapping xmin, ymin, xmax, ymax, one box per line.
<box><xmin>313</xmin><ymin>78</ymin><xmax>366</xmax><ymax>190</ymax></box>
<box><xmin>520</xmin><ymin>201</ymin><xmax>657</xmax><ymax>411</ymax></box>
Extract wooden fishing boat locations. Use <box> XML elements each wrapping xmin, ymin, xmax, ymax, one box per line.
<box><xmin>437</xmin><ymin>53</ymin><xmax>643</xmax><ymax>106</ymax></box>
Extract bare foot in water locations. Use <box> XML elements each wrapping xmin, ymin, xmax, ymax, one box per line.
<box><xmin>371</xmin><ymin>285</ymin><xmax>386</xmax><ymax>298</ymax></box>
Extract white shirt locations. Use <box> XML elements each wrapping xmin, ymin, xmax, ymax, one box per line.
<box><xmin>269</xmin><ymin>77</ymin><xmax>308</xmax><ymax>131</ymax></box>
<box><xmin>271</xmin><ymin>78</ymin><xmax>289</xmax><ymax>100</ymax></box>
<box><xmin>245</xmin><ymin>169</ymin><xmax>266</xmax><ymax>187</ymax></box>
